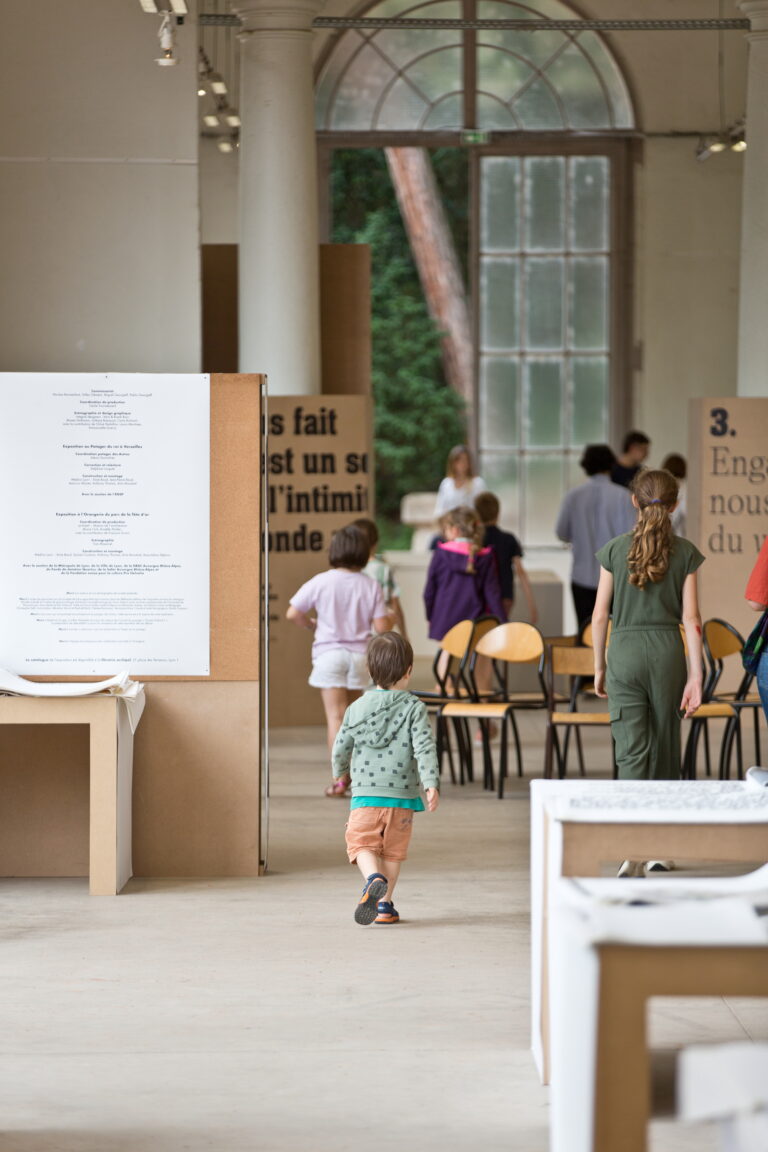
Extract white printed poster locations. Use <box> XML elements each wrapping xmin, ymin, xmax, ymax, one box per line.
<box><xmin>0</xmin><ymin>373</ymin><xmax>210</xmax><ymax>675</ymax></box>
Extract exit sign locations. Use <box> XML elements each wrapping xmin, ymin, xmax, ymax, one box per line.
<box><xmin>461</xmin><ymin>130</ymin><xmax>491</xmax><ymax>146</ymax></box>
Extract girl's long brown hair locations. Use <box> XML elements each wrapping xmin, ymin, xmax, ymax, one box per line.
<box><xmin>444</xmin><ymin>505</ymin><xmax>482</xmax><ymax>573</ymax></box>
<box><xmin>627</xmin><ymin>469</ymin><xmax>679</xmax><ymax>588</ymax></box>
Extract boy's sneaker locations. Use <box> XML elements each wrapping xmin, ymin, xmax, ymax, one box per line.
<box><xmin>617</xmin><ymin>859</ymin><xmax>641</xmax><ymax>878</ymax></box>
<box><xmin>645</xmin><ymin>860</ymin><xmax>674</xmax><ymax>875</ymax></box>
<box><xmin>354</xmin><ymin>873</ymin><xmax>388</xmax><ymax>925</ymax></box>
<box><xmin>375</xmin><ymin>901</ymin><xmax>400</xmax><ymax>924</ymax></box>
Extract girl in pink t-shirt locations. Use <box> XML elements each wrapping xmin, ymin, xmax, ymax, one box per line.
<box><xmin>288</xmin><ymin>524</ymin><xmax>392</xmax><ymax>796</ymax></box>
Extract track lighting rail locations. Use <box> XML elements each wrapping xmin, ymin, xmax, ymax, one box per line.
<box><xmin>199</xmin><ymin>13</ymin><xmax>750</xmax><ymax>32</ymax></box>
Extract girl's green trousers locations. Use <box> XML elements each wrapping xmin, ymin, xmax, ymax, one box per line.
<box><xmin>606</xmin><ymin>625</ymin><xmax>688</xmax><ymax>780</ymax></box>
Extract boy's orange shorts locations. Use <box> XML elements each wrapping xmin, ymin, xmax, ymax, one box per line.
<box><xmin>345</xmin><ymin>806</ymin><xmax>414</xmax><ymax>863</ymax></box>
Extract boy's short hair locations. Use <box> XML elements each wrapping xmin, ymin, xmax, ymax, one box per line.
<box><xmin>352</xmin><ymin>517</ymin><xmax>379</xmax><ymax>549</ymax></box>
<box><xmin>622</xmin><ymin>430</ymin><xmax>650</xmax><ymax>453</ymax></box>
<box><xmin>367</xmin><ymin>632</ymin><xmax>413</xmax><ymax>688</ymax></box>
<box><xmin>474</xmin><ymin>491</ymin><xmax>500</xmax><ymax>523</ymax></box>
<box><xmin>580</xmin><ymin>444</ymin><xmax>616</xmax><ymax>476</ymax></box>
<box><xmin>329</xmin><ymin>525</ymin><xmax>370</xmax><ymax>570</ymax></box>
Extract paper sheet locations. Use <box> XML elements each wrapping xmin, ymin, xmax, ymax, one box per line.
<box><xmin>0</xmin><ymin>666</ymin><xmax>145</xmax><ymax>732</ymax></box>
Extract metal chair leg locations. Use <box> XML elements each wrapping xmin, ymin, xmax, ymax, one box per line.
<box><xmin>462</xmin><ymin>719</ymin><xmax>474</xmax><ymax>783</ymax></box>
<box><xmin>755</xmin><ymin>705</ymin><xmax>761</xmax><ymax>765</ymax></box>
<box><xmin>452</xmin><ymin>718</ymin><xmax>467</xmax><ymax>785</ymax></box>
<box><xmin>509</xmin><ymin>711</ymin><xmax>523</xmax><ymax>778</ymax></box>
<box><xmin>498</xmin><ymin>715</ymin><xmax>509</xmax><ymax>799</ymax></box>
<box><xmin>544</xmin><ymin>722</ymin><xmax>554</xmax><ymax>779</ymax></box>
<box><xmin>719</xmin><ymin>715</ymin><xmax>734</xmax><ymax>780</ymax></box>
<box><xmin>575</xmin><ymin>727</ymin><xmax>586</xmax><ymax>776</ymax></box>
<box><xmin>703</xmin><ymin>721</ymin><xmax>712</xmax><ymax>777</ymax></box>
<box><xmin>480</xmin><ymin>720</ymin><xmax>494</xmax><ymax>791</ymax></box>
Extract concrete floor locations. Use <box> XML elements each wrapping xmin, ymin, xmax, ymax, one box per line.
<box><xmin>0</xmin><ymin>717</ymin><xmax>764</xmax><ymax>1151</ymax></box>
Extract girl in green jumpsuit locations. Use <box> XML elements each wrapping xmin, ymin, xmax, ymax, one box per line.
<box><xmin>591</xmin><ymin>469</ymin><xmax>705</xmax><ymax>873</ymax></box>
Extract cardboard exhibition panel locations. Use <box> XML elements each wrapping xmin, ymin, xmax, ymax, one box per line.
<box><xmin>266</xmin><ymin>395</ymin><xmax>373</xmax><ymax>727</ymax></box>
<box><xmin>0</xmin><ymin>373</ymin><xmax>264</xmax><ymax>879</ymax></box>
<box><xmin>688</xmin><ymin>397</ymin><xmax>768</xmax><ymax>647</ymax></box>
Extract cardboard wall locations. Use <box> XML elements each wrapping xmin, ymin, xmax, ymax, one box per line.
<box><xmin>0</xmin><ymin>375</ymin><xmax>264</xmax><ymax>878</ymax></box>
<box><xmin>688</xmin><ymin>397</ymin><xmax>768</xmax><ymax>663</ymax></box>
<box><xmin>267</xmin><ymin>395</ymin><xmax>373</xmax><ymax>727</ymax></box>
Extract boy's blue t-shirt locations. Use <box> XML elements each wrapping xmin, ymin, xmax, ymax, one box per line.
<box><xmin>350</xmin><ymin>796</ymin><xmax>425</xmax><ymax>811</ymax></box>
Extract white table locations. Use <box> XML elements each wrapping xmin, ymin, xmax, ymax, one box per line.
<box><xmin>530</xmin><ymin>779</ymin><xmax>768</xmax><ymax>1082</ymax></box>
<box><xmin>549</xmin><ymin>872</ymin><xmax>768</xmax><ymax>1152</ymax></box>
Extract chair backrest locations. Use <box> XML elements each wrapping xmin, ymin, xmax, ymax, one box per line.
<box><xmin>474</xmin><ymin>622</ymin><xmax>544</xmax><ymax>665</ymax></box>
<box><xmin>470</xmin><ymin>615</ymin><xmax>502</xmax><ymax>653</ymax></box>
<box><xmin>704</xmin><ymin>618</ymin><xmax>744</xmax><ymax>663</ymax></box>
<box><xmin>550</xmin><ymin>645</ymin><xmax>596</xmax><ymax>678</ymax></box>
<box><xmin>543</xmin><ymin>634</ymin><xmax>578</xmax><ymax>649</ymax></box>
<box><xmin>438</xmin><ymin>619</ymin><xmax>475</xmax><ymax>660</ymax></box>
<box><xmin>704</xmin><ymin>617</ymin><xmax>748</xmax><ymax>699</ymax></box>
<box><xmin>580</xmin><ymin>620</ymin><xmax>612</xmax><ymax>648</ymax></box>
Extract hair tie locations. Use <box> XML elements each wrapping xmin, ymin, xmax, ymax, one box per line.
<box><xmin>648</xmin><ymin>499</ymin><xmax>663</xmax><ymax>505</ymax></box>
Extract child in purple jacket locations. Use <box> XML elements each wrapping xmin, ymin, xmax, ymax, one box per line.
<box><xmin>423</xmin><ymin>505</ymin><xmax>505</xmax><ymax>641</ymax></box>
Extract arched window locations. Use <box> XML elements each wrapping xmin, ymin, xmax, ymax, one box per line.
<box><xmin>317</xmin><ymin>2</ymin><xmax>634</xmax><ymax>546</ymax></box>
<box><xmin>316</xmin><ymin>0</ymin><xmax>634</xmax><ymax>133</ymax></box>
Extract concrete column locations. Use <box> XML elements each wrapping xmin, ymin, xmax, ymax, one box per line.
<box><xmin>234</xmin><ymin>0</ymin><xmax>323</xmax><ymax>394</ymax></box>
<box><xmin>737</xmin><ymin>2</ymin><xmax>768</xmax><ymax>396</ymax></box>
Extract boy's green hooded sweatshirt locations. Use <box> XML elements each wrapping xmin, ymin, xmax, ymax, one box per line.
<box><xmin>332</xmin><ymin>689</ymin><xmax>439</xmax><ymax>800</ymax></box>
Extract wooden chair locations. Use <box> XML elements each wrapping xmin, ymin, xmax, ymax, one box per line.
<box><xmin>439</xmin><ymin>623</ymin><xmax>546</xmax><ymax>797</ymax></box>
<box><xmin>704</xmin><ymin>618</ymin><xmax>762</xmax><ymax>776</ymax></box>
<box><xmin>681</xmin><ymin>620</ymin><xmax>742</xmax><ymax>779</ymax></box>
<box><xmin>545</xmin><ymin>646</ymin><xmax>613</xmax><ymax>779</ymax></box>
<box><xmin>563</xmin><ymin>622</ymin><xmax>613</xmax><ymax>775</ymax></box>
<box><xmin>412</xmin><ymin>616</ymin><xmax>499</xmax><ymax>784</ymax></box>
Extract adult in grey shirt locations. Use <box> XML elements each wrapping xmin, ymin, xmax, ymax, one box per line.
<box><xmin>556</xmin><ymin>444</ymin><xmax>636</xmax><ymax>628</ymax></box>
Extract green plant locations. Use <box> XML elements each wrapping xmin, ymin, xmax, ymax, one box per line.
<box><xmin>331</xmin><ymin>149</ymin><xmax>466</xmax><ymax>522</ymax></box>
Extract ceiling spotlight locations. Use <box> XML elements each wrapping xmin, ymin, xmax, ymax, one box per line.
<box><xmin>218</xmin><ymin>139</ymin><xmax>234</xmax><ymax>154</ymax></box>
<box><xmin>155</xmin><ymin>12</ymin><xmax>177</xmax><ymax>66</ymax></box>
<box><xmin>203</xmin><ymin>113</ymin><xmax>220</xmax><ymax>128</ymax></box>
<box><xmin>223</xmin><ymin>108</ymin><xmax>241</xmax><ymax>128</ymax></box>
<box><xmin>198</xmin><ymin>87</ymin><xmax>206</xmax><ymax>97</ymax></box>
<box><xmin>731</xmin><ymin>132</ymin><xmax>747</xmax><ymax>152</ymax></box>
<box><xmin>209</xmin><ymin>72</ymin><xmax>228</xmax><ymax>96</ymax></box>
<box><xmin>139</xmin><ymin>0</ymin><xmax>188</xmax><ymax>10</ymax></box>
<box><xmin>695</xmin><ymin>135</ymin><xmax>729</xmax><ymax>162</ymax></box>
<box><xmin>696</xmin><ymin>137</ymin><xmax>715</xmax><ymax>162</ymax></box>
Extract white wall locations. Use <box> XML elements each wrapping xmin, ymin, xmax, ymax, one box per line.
<box><xmin>0</xmin><ymin>0</ymin><xmax>201</xmax><ymax>373</ymax></box>
<box><xmin>199</xmin><ymin>138</ymin><xmax>239</xmax><ymax>245</ymax></box>
<box><xmin>634</xmin><ymin>141</ymin><xmax>743</xmax><ymax>466</ymax></box>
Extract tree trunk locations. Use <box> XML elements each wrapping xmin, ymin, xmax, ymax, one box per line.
<box><xmin>385</xmin><ymin>147</ymin><xmax>473</xmax><ymax>415</ymax></box>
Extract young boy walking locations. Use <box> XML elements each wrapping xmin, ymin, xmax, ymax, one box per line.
<box><xmin>331</xmin><ymin>632</ymin><xmax>439</xmax><ymax>925</ymax></box>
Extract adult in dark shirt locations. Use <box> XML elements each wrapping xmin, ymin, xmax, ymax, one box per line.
<box><xmin>612</xmin><ymin>430</ymin><xmax>651</xmax><ymax>488</ymax></box>
<box><xmin>474</xmin><ymin>492</ymin><xmax>538</xmax><ymax>624</ymax></box>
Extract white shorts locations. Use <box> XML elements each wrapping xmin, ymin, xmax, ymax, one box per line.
<box><xmin>309</xmin><ymin>648</ymin><xmax>370</xmax><ymax>690</ymax></box>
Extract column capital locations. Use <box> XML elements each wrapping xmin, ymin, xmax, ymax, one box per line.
<box><xmin>740</xmin><ymin>1</ymin><xmax>768</xmax><ymax>32</ymax></box>
<box><xmin>233</xmin><ymin>0</ymin><xmax>325</xmax><ymax>34</ymax></box>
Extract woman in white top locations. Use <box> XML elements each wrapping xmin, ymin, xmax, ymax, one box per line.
<box><xmin>434</xmin><ymin>445</ymin><xmax>486</xmax><ymax>518</ymax></box>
